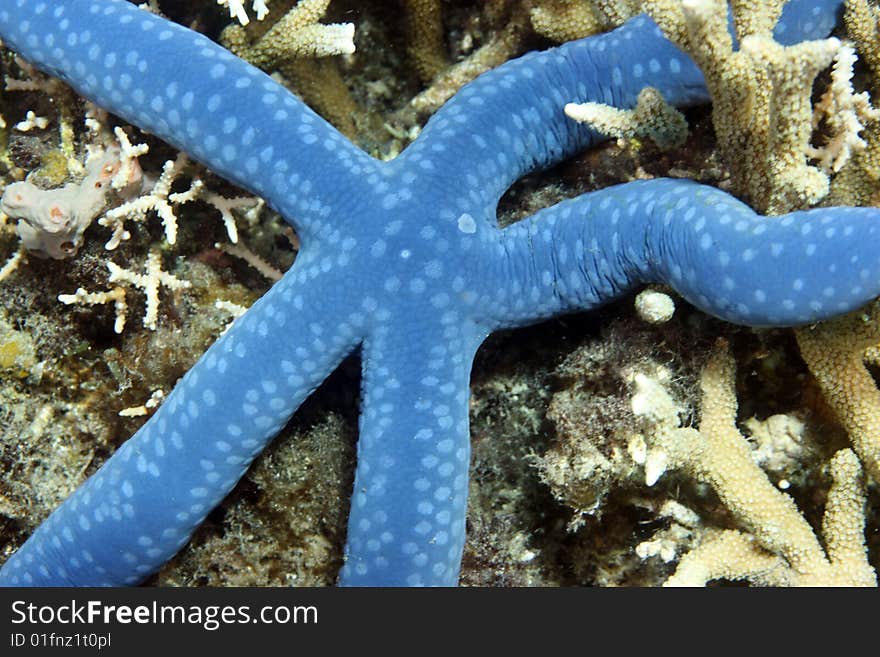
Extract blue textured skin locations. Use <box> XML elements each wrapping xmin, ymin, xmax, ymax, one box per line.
<box><xmin>0</xmin><ymin>0</ymin><xmax>869</xmax><ymax>586</ymax></box>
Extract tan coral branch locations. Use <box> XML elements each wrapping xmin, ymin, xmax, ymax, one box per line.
<box><xmin>404</xmin><ymin>0</ymin><xmax>448</xmax><ymax>82</ymax></box>
<box><xmin>795</xmin><ymin>302</ymin><xmax>880</xmax><ymax>481</ymax></box>
<box><xmin>633</xmin><ymin>340</ymin><xmax>876</xmax><ymax>586</ymax></box>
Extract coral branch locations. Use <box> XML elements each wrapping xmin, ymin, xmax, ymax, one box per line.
<box><xmin>795</xmin><ymin>301</ymin><xmax>880</xmax><ymax>481</ymax></box>
<box><xmin>633</xmin><ymin>340</ymin><xmax>876</xmax><ymax>586</ymax></box>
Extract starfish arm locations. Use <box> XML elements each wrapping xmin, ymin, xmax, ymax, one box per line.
<box><xmin>339</xmin><ymin>317</ymin><xmax>487</xmax><ymax>586</ymax></box>
<box><xmin>0</xmin><ymin>254</ymin><xmax>363</xmax><ymax>586</ymax></box>
<box><xmin>0</xmin><ymin>0</ymin><xmax>380</xmax><ymax>237</ymax></box>
<box><xmin>401</xmin><ymin>0</ymin><xmax>843</xmax><ymax>221</ymax></box>
<box><xmin>482</xmin><ymin>178</ymin><xmax>880</xmax><ymax>330</ymax></box>
<box><xmin>773</xmin><ymin>0</ymin><xmax>844</xmax><ymax>42</ymax></box>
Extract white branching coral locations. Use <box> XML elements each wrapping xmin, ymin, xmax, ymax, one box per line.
<box><xmin>218</xmin><ymin>0</ymin><xmax>271</xmax><ymax>26</ymax></box>
<box><xmin>0</xmin><ymin>119</ymin><xmax>251</xmax><ymax>262</ymax></box>
<box><xmin>809</xmin><ymin>44</ymin><xmax>880</xmax><ymax>173</ymax></box>
<box><xmin>13</xmin><ymin>110</ymin><xmax>49</xmax><ymax>132</ymax></box>
<box><xmin>199</xmin><ymin>191</ymin><xmax>256</xmax><ymax>245</ymax></box>
<box><xmin>630</xmin><ymin>341</ymin><xmax>877</xmax><ymax>586</ymax></box>
<box><xmin>215</xmin><ymin>240</ymin><xmax>283</xmax><ymax>281</ymax></box>
<box><xmin>58</xmin><ymin>250</ymin><xmax>191</xmax><ymax>332</ymax></box>
<box><xmin>111</xmin><ymin>127</ymin><xmax>150</xmax><ymax>191</ymax></box>
<box><xmin>99</xmin><ymin>153</ymin><xmax>188</xmax><ymax>249</ymax></box>
<box><xmin>108</xmin><ymin>250</ymin><xmax>191</xmax><ymax>330</ymax></box>
<box><xmin>57</xmin><ymin>286</ymin><xmax>128</xmax><ymax>334</ymax></box>
<box><xmin>1</xmin><ymin>31</ymin><xmax>259</xmax><ymax>267</ymax></box>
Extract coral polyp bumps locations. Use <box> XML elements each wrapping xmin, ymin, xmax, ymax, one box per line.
<box><xmin>0</xmin><ymin>1</ymin><xmax>878</xmax><ymax>586</ymax></box>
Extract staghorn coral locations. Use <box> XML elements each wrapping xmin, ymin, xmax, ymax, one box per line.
<box><xmin>409</xmin><ymin>1</ymin><xmax>533</xmax><ymax>115</ymax></box>
<box><xmin>795</xmin><ymin>300</ymin><xmax>880</xmax><ymax>482</ymax></box>
<box><xmin>632</xmin><ymin>340</ymin><xmax>876</xmax><ymax>586</ymax></box>
<box><xmin>565</xmin><ymin>86</ymin><xmax>689</xmax><ymax>151</ymax></box>
<box><xmin>408</xmin><ymin>0</ymin><xmax>645</xmax><ymax>117</ymax></box>
<box><xmin>642</xmin><ymin>0</ymin><xmax>871</xmax><ymax>214</ymax></box>
<box><xmin>221</xmin><ymin>0</ymin><xmax>359</xmax><ymax>138</ymax></box>
<box><xmin>409</xmin><ymin>0</ymin><xmax>873</xmax><ymax>188</ymax></box>
<box><xmin>529</xmin><ymin>0</ymin><xmax>607</xmax><ymax>44</ymax></box>
<box><xmin>404</xmin><ymin>0</ymin><xmax>447</xmax><ymax>83</ymax></box>
<box><xmin>221</xmin><ymin>0</ymin><xmax>354</xmax><ymax>61</ymax></box>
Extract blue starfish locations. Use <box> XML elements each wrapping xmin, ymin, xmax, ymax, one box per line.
<box><xmin>0</xmin><ymin>0</ymin><xmax>872</xmax><ymax>587</ymax></box>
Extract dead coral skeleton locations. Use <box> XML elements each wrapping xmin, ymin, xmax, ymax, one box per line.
<box><xmin>58</xmin><ymin>249</ymin><xmax>191</xmax><ymax>332</ymax></box>
<box><xmin>218</xmin><ymin>0</ymin><xmax>271</xmax><ymax>26</ymax></box>
<box><xmin>826</xmin><ymin>0</ymin><xmax>880</xmax><ymax>205</ymax></box>
<box><xmin>99</xmin><ymin>152</ymin><xmax>191</xmax><ymax>250</ymax></box>
<box><xmin>630</xmin><ymin>340</ymin><xmax>876</xmax><ymax>586</ymax></box>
